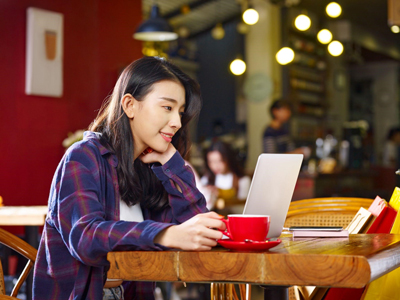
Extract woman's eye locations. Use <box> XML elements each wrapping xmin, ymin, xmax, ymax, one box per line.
<box><xmin>164</xmin><ymin>106</ymin><xmax>172</xmax><ymax>111</ymax></box>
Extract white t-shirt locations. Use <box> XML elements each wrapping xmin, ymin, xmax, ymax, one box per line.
<box><xmin>107</xmin><ymin>201</ymin><xmax>144</xmax><ymax>284</ymax></box>
<box><xmin>120</xmin><ymin>200</ymin><xmax>144</xmax><ymax>222</ymax></box>
<box><xmin>200</xmin><ymin>173</ymin><xmax>251</xmax><ymax>200</ymax></box>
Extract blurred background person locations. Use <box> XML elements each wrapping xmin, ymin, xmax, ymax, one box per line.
<box><xmin>383</xmin><ymin>126</ymin><xmax>400</xmax><ymax>167</ymax></box>
<box><xmin>263</xmin><ymin>99</ymin><xmax>310</xmax><ymax>158</ymax></box>
<box><xmin>201</xmin><ymin>140</ymin><xmax>251</xmax><ymax>212</ymax></box>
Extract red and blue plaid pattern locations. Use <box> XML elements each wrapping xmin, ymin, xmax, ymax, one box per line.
<box><xmin>33</xmin><ymin>131</ymin><xmax>207</xmax><ymax>300</ymax></box>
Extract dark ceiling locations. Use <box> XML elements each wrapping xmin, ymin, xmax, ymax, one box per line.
<box><xmin>299</xmin><ymin>0</ymin><xmax>397</xmax><ymax>48</ymax></box>
<box><xmin>142</xmin><ymin>0</ymin><xmax>399</xmax><ymax>53</ymax></box>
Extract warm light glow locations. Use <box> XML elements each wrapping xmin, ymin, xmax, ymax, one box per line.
<box><xmin>276</xmin><ymin>47</ymin><xmax>295</xmax><ymax>65</ymax></box>
<box><xmin>317</xmin><ymin>29</ymin><xmax>333</xmax><ymax>44</ymax></box>
<box><xmin>326</xmin><ymin>2</ymin><xmax>342</xmax><ymax>18</ymax></box>
<box><xmin>294</xmin><ymin>14</ymin><xmax>311</xmax><ymax>31</ymax></box>
<box><xmin>242</xmin><ymin>8</ymin><xmax>259</xmax><ymax>25</ymax></box>
<box><xmin>328</xmin><ymin>40</ymin><xmax>344</xmax><ymax>56</ymax></box>
<box><xmin>391</xmin><ymin>25</ymin><xmax>400</xmax><ymax>33</ymax></box>
<box><xmin>237</xmin><ymin>22</ymin><xmax>250</xmax><ymax>34</ymax></box>
<box><xmin>230</xmin><ymin>59</ymin><xmax>246</xmax><ymax>75</ymax></box>
<box><xmin>211</xmin><ymin>23</ymin><xmax>225</xmax><ymax>40</ymax></box>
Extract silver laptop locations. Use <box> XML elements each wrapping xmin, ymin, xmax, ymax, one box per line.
<box><xmin>243</xmin><ymin>154</ymin><xmax>303</xmax><ymax>238</ymax></box>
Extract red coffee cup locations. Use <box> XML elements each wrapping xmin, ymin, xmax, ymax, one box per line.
<box><xmin>219</xmin><ymin>214</ymin><xmax>270</xmax><ymax>242</ymax></box>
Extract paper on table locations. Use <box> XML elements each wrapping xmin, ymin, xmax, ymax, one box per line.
<box><xmin>292</xmin><ymin>229</ymin><xmax>349</xmax><ymax>238</ymax></box>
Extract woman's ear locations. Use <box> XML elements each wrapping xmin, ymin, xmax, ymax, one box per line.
<box><xmin>121</xmin><ymin>94</ymin><xmax>136</xmax><ymax>118</ymax></box>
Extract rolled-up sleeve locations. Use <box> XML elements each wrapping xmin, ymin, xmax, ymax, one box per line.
<box><xmin>51</xmin><ymin>149</ymin><xmax>171</xmax><ymax>267</ymax></box>
<box><xmin>152</xmin><ymin>151</ymin><xmax>208</xmax><ymax>223</ymax></box>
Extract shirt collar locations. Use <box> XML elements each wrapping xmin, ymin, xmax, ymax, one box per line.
<box><xmin>83</xmin><ymin>131</ymin><xmax>118</xmax><ymax>167</ymax></box>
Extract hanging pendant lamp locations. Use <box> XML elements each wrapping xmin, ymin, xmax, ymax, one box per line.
<box><xmin>133</xmin><ymin>4</ymin><xmax>178</xmax><ymax>42</ymax></box>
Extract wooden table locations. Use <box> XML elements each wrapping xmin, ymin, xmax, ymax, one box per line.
<box><xmin>0</xmin><ymin>205</ymin><xmax>47</xmax><ymax>300</ymax></box>
<box><xmin>107</xmin><ymin>234</ymin><xmax>400</xmax><ymax>299</ymax></box>
<box><xmin>0</xmin><ymin>206</ymin><xmax>48</xmax><ymax>226</ymax></box>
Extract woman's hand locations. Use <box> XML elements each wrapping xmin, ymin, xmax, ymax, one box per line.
<box><xmin>139</xmin><ymin>143</ymin><xmax>176</xmax><ymax>165</ymax></box>
<box><xmin>154</xmin><ymin>212</ymin><xmax>226</xmax><ymax>251</ymax></box>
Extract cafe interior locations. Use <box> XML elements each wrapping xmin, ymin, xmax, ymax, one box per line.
<box><xmin>1</xmin><ymin>0</ymin><xmax>400</xmax><ymax>300</ymax></box>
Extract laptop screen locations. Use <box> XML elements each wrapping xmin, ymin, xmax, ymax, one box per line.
<box><xmin>243</xmin><ymin>154</ymin><xmax>303</xmax><ymax>238</ymax></box>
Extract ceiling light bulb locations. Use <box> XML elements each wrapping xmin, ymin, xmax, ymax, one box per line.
<box><xmin>317</xmin><ymin>29</ymin><xmax>333</xmax><ymax>44</ymax></box>
<box><xmin>230</xmin><ymin>59</ymin><xmax>246</xmax><ymax>75</ymax></box>
<box><xmin>243</xmin><ymin>8</ymin><xmax>259</xmax><ymax>25</ymax></box>
<box><xmin>391</xmin><ymin>25</ymin><xmax>400</xmax><ymax>33</ymax></box>
<box><xmin>294</xmin><ymin>14</ymin><xmax>311</xmax><ymax>31</ymax></box>
<box><xmin>276</xmin><ymin>47</ymin><xmax>295</xmax><ymax>65</ymax></box>
<box><xmin>328</xmin><ymin>40</ymin><xmax>344</xmax><ymax>56</ymax></box>
<box><xmin>326</xmin><ymin>2</ymin><xmax>342</xmax><ymax>18</ymax></box>
<box><xmin>178</xmin><ymin>26</ymin><xmax>190</xmax><ymax>38</ymax></box>
<box><xmin>237</xmin><ymin>22</ymin><xmax>250</xmax><ymax>34</ymax></box>
<box><xmin>211</xmin><ymin>23</ymin><xmax>225</xmax><ymax>40</ymax></box>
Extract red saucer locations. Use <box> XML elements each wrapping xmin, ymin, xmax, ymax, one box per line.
<box><xmin>217</xmin><ymin>238</ymin><xmax>281</xmax><ymax>251</ymax></box>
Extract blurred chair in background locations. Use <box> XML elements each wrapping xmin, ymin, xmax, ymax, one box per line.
<box><xmin>285</xmin><ymin>197</ymin><xmax>374</xmax><ymax>229</ymax></box>
<box><xmin>0</xmin><ymin>228</ymin><xmax>37</xmax><ymax>300</ymax></box>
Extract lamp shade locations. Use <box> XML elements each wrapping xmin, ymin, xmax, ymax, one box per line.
<box><xmin>133</xmin><ymin>4</ymin><xmax>178</xmax><ymax>41</ymax></box>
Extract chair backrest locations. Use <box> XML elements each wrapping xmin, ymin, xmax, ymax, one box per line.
<box><xmin>0</xmin><ymin>228</ymin><xmax>37</xmax><ymax>298</ymax></box>
<box><xmin>284</xmin><ymin>197</ymin><xmax>374</xmax><ymax>228</ymax></box>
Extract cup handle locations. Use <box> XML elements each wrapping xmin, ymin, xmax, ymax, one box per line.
<box><xmin>218</xmin><ymin>219</ymin><xmax>232</xmax><ymax>239</ymax></box>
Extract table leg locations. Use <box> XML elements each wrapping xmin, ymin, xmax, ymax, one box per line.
<box><xmin>260</xmin><ymin>285</ymin><xmax>289</xmax><ymax>300</ymax></box>
<box><xmin>25</xmin><ymin>226</ymin><xmax>39</xmax><ymax>300</ymax></box>
<box><xmin>211</xmin><ymin>283</ymin><xmax>218</xmax><ymax>300</ymax></box>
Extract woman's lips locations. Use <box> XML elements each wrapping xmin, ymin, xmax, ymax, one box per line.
<box><xmin>160</xmin><ymin>132</ymin><xmax>173</xmax><ymax>142</ymax></box>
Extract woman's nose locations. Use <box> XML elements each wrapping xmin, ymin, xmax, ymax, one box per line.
<box><xmin>169</xmin><ymin>112</ymin><xmax>182</xmax><ymax>130</ymax></box>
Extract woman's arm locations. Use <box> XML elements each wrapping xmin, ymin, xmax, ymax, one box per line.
<box><xmin>50</xmin><ymin>146</ymin><xmax>173</xmax><ymax>267</ymax></box>
<box><xmin>151</xmin><ymin>151</ymin><xmax>209</xmax><ymax>223</ymax></box>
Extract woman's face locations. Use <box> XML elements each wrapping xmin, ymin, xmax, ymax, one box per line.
<box><xmin>274</xmin><ymin>107</ymin><xmax>291</xmax><ymax>123</ymax></box>
<box><xmin>129</xmin><ymin>80</ymin><xmax>185</xmax><ymax>156</ymax></box>
<box><xmin>207</xmin><ymin>151</ymin><xmax>228</xmax><ymax>175</ymax></box>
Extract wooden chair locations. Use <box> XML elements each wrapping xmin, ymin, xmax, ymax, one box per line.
<box><xmin>284</xmin><ymin>197</ymin><xmax>374</xmax><ymax>300</ymax></box>
<box><xmin>285</xmin><ymin>197</ymin><xmax>374</xmax><ymax>229</ymax></box>
<box><xmin>0</xmin><ymin>228</ymin><xmax>37</xmax><ymax>299</ymax></box>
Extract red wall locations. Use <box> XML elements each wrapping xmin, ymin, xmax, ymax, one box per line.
<box><xmin>0</xmin><ymin>0</ymin><xmax>143</xmax><ymax>208</ymax></box>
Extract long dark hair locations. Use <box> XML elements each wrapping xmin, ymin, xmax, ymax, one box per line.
<box><xmin>203</xmin><ymin>140</ymin><xmax>244</xmax><ymax>190</ymax></box>
<box><xmin>90</xmin><ymin>56</ymin><xmax>202</xmax><ymax>210</ymax></box>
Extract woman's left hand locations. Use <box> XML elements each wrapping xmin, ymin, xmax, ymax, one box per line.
<box><xmin>139</xmin><ymin>143</ymin><xmax>176</xmax><ymax>165</ymax></box>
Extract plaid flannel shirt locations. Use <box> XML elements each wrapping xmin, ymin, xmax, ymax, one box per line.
<box><xmin>33</xmin><ymin>131</ymin><xmax>207</xmax><ymax>300</ymax></box>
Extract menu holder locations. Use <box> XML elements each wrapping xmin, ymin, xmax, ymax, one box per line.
<box><xmin>368</xmin><ymin>196</ymin><xmax>387</xmax><ymax>217</ymax></box>
<box><xmin>389</xmin><ymin>187</ymin><xmax>400</xmax><ymax>211</ymax></box>
<box><xmin>346</xmin><ymin>207</ymin><xmax>374</xmax><ymax>234</ymax></box>
<box><xmin>366</xmin><ymin>205</ymin><xmax>397</xmax><ymax>233</ymax></box>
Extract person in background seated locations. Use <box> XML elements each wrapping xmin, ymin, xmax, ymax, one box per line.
<box><xmin>201</xmin><ymin>140</ymin><xmax>251</xmax><ymax>211</ymax></box>
<box><xmin>263</xmin><ymin>99</ymin><xmax>310</xmax><ymax>157</ymax></box>
<box><xmin>383</xmin><ymin>127</ymin><xmax>400</xmax><ymax>167</ymax></box>
<box><xmin>32</xmin><ymin>56</ymin><xmax>225</xmax><ymax>300</ymax></box>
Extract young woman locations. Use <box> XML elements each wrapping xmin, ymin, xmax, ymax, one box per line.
<box><xmin>32</xmin><ymin>57</ymin><xmax>225</xmax><ymax>300</ymax></box>
<box><xmin>201</xmin><ymin>140</ymin><xmax>251</xmax><ymax>209</ymax></box>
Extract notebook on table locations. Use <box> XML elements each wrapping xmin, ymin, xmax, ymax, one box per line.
<box><xmin>242</xmin><ymin>153</ymin><xmax>303</xmax><ymax>238</ymax></box>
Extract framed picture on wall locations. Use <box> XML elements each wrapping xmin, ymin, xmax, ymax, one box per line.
<box><xmin>25</xmin><ymin>7</ymin><xmax>64</xmax><ymax>97</ymax></box>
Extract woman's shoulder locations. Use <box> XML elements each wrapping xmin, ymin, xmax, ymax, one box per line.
<box><xmin>64</xmin><ymin>131</ymin><xmax>112</xmax><ymax>164</ymax></box>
